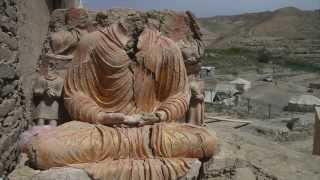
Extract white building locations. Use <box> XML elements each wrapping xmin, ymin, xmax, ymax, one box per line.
<box><xmin>200</xmin><ymin>66</ymin><xmax>215</xmax><ymax>78</ymax></box>
<box><xmin>288</xmin><ymin>95</ymin><xmax>320</xmax><ymax>112</ymax></box>
<box><xmin>230</xmin><ymin>78</ymin><xmax>251</xmax><ymax>92</ymax></box>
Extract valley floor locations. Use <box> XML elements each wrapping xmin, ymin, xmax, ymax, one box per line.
<box><xmin>203</xmin><ymin>68</ymin><xmax>320</xmax><ymax>180</ymax></box>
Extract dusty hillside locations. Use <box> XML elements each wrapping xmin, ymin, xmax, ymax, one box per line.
<box><xmin>199</xmin><ymin>7</ymin><xmax>320</xmax><ymax>48</ymax></box>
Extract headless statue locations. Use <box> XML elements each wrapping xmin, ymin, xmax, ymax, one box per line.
<box><xmin>33</xmin><ymin>70</ymin><xmax>63</xmax><ymax>127</ymax></box>
<box><xmin>22</xmin><ymin>22</ymin><xmax>217</xmax><ymax>180</ymax></box>
<box><xmin>187</xmin><ymin>79</ymin><xmax>205</xmax><ymax>126</ymax></box>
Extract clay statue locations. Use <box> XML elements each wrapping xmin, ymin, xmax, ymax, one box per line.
<box><xmin>187</xmin><ymin>79</ymin><xmax>205</xmax><ymax>126</ymax></box>
<box><xmin>22</xmin><ymin>21</ymin><xmax>217</xmax><ymax>180</ymax></box>
<box><xmin>33</xmin><ymin>68</ymin><xmax>63</xmax><ymax>126</ymax></box>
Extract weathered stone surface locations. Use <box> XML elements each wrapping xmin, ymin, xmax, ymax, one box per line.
<box><xmin>0</xmin><ymin>161</ymin><xmax>4</xmax><ymax>175</ymax></box>
<box><xmin>31</xmin><ymin>168</ymin><xmax>91</xmax><ymax>180</ymax></box>
<box><xmin>5</xmin><ymin>6</ymin><xmax>17</xmax><ymax>20</ymax></box>
<box><xmin>235</xmin><ymin>168</ymin><xmax>256</xmax><ymax>180</ymax></box>
<box><xmin>3</xmin><ymin>111</ymin><xmax>20</xmax><ymax>127</ymax></box>
<box><xmin>0</xmin><ymin>30</ymin><xmax>18</xmax><ymax>49</ymax></box>
<box><xmin>1</xmin><ymin>19</ymin><xmax>17</xmax><ymax>34</ymax></box>
<box><xmin>0</xmin><ymin>0</ymin><xmax>29</xmax><ymax>178</ymax></box>
<box><xmin>0</xmin><ymin>64</ymin><xmax>16</xmax><ymax>79</ymax></box>
<box><xmin>0</xmin><ymin>98</ymin><xmax>16</xmax><ymax>117</ymax></box>
<box><xmin>180</xmin><ymin>160</ymin><xmax>202</xmax><ymax>180</ymax></box>
<box><xmin>8</xmin><ymin>166</ymin><xmax>39</xmax><ymax>180</ymax></box>
<box><xmin>50</xmin><ymin>9</ymin><xmax>68</xmax><ymax>31</ymax></box>
<box><xmin>1</xmin><ymin>83</ymin><xmax>16</xmax><ymax>97</ymax></box>
<box><xmin>0</xmin><ymin>126</ymin><xmax>21</xmax><ymax>153</ymax></box>
<box><xmin>0</xmin><ymin>138</ymin><xmax>20</xmax><ymax>173</ymax></box>
<box><xmin>0</xmin><ymin>46</ymin><xmax>12</xmax><ymax>61</ymax></box>
<box><xmin>0</xmin><ymin>13</ymin><xmax>10</xmax><ymax>24</ymax></box>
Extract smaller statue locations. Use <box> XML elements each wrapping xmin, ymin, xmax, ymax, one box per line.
<box><xmin>33</xmin><ymin>63</ymin><xmax>63</xmax><ymax>127</ymax></box>
<box><xmin>187</xmin><ymin>79</ymin><xmax>205</xmax><ymax>126</ymax></box>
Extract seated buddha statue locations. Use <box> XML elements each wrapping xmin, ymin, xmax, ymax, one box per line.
<box><xmin>21</xmin><ymin>21</ymin><xmax>217</xmax><ymax>180</ymax></box>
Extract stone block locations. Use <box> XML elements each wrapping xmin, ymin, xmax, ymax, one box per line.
<box><xmin>0</xmin><ymin>46</ymin><xmax>12</xmax><ymax>61</ymax></box>
<box><xmin>0</xmin><ymin>30</ymin><xmax>18</xmax><ymax>49</ymax></box>
<box><xmin>5</xmin><ymin>6</ymin><xmax>17</xmax><ymax>20</ymax></box>
<box><xmin>0</xmin><ymin>64</ymin><xmax>16</xmax><ymax>79</ymax></box>
<box><xmin>1</xmin><ymin>83</ymin><xmax>16</xmax><ymax>97</ymax></box>
<box><xmin>1</xmin><ymin>19</ymin><xmax>17</xmax><ymax>34</ymax></box>
<box><xmin>31</xmin><ymin>168</ymin><xmax>91</xmax><ymax>180</ymax></box>
<box><xmin>0</xmin><ymin>98</ymin><xmax>16</xmax><ymax>117</ymax></box>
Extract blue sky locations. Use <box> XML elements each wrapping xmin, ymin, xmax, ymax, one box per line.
<box><xmin>84</xmin><ymin>0</ymin><xmax>320</xmax><ymax>17</ymax></box>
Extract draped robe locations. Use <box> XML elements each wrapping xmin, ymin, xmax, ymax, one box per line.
<box><xmin>64</xmin><ymin>23</ymin><xmax>190</xmax><ymax>122</ymax></box>
<box><xmin>27</xmin><ymin>23</ymin><xmax>217</xmax><ymax>180</ymax></box>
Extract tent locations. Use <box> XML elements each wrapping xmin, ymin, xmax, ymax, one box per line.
<box><xmin>288</xmin><ymin>95</ymin><xmax>320</xmax><ymax>112</ymax></box>
<box><xmin>230</xmin><ymin>78</ymin><xmax>251</xmax><ymax>92</ymax></box>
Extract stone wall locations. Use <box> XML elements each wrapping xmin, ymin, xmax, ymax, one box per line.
<box><xmin>0</xmin><ymin>0</ymin><xmax>25</xmax><ymax>176</ymax></box>
<box><xmin>0</xmin><ymin>0</ymin><xmax>51</xmax><ymax>177</ymax></box>
<box><xmin>16</xmin><ymin>0</ymin><xmax>50</xmax><ymax>125</ymax></box>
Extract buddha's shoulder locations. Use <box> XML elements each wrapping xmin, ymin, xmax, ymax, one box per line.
<box><xmin>78</xmin><ymin>31</ymin><xmax>103</xmax><ymax>48</ymax></box>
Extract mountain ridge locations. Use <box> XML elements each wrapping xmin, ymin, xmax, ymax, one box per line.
<box><xmin>198</xmin><ymin>7</ymin><xmax>320</xmax><ymax>48</ymax></box>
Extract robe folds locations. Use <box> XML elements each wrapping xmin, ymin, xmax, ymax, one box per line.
<box><xmin>64</xmin><ymin>23</ymin><xmax>190</xmax><ymax>123</ymax></box>
<box><xmin>28</xmin><ymin>23</ymin><xmax>217</xmax><ymax>180</ymax></box>
<box><xmin>29</xmin><ymin>121</ymin><xmax>216</xmax><ymax>179</ymax></box>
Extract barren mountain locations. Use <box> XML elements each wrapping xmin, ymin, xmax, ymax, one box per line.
<box><xmin>199</xmin><ymin>7</ymin><xmax>320</xmax><ymax>48</ymax></box>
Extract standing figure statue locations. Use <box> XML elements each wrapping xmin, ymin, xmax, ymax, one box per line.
<box><xmin>22</xmin><ymin>21</ymin><xmax>217</xmax><ymax>180</ymax></box>
<box><xmin>33</xmin><ymin>64</ymin><xmax>63</xmax><ymax>126</ymax></box>
<box><xmin>187</xmin><ymin>79</ymin><xmax>205</xmax><ymax>126</ymax></box>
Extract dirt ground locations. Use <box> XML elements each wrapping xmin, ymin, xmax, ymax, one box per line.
<box><xmin>203</xmin><ymin>67</ymin><xmax>320</xmax><ymax>179</ymax></box>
